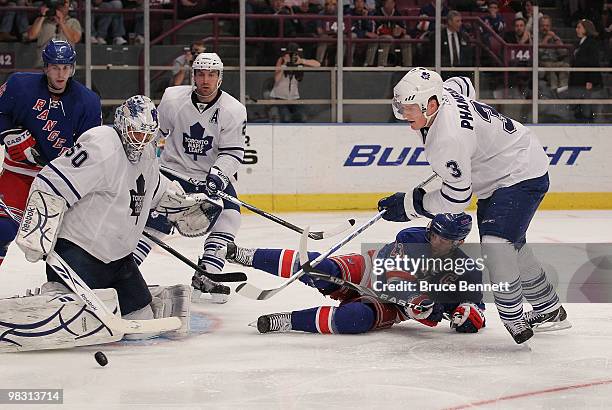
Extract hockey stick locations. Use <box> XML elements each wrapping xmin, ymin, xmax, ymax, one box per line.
<box><xmin>159</xmin><ymin>165</ymin><xmax>355</xmax><ymax>240</ymax></box>
<box><xmin>235</xmin><ymin>210</ymin><xmax>386</xmax><ymax>300</ymax></box>
<box><xmin>142</xmin><ymin>231</ymin><xmax>247</xmax><ymax>282</ymax></box>
<box><xmin>46</xmin><ymin>251</ymin><xmax>182</xmax><ymax>334</ymax></box>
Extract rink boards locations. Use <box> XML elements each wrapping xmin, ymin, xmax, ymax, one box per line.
<box><xmin>240</xmin><ymin>124</ymin><xmax>612</xmax><ymax>211</ymax></box>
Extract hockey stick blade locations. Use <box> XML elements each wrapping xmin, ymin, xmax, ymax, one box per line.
<box><xmin>307</xmin><ymin>219</ymin><xmax>356</xmax><ymax>240</ymax></box>
<box><xmin>47</xmin><ymin>252</ymin><xmax>182</xmax><ymax>334</ymax></box>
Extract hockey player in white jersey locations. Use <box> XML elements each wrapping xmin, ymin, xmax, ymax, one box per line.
<box><xmin>9</xmin><ymin>95</ymin><xmax>223</xmax><ymax>346</ymax></box>
<box><xmin>377</xmin><ymin>67</ymin><xmax>569</xmax><ymax>344</ymax></box>
<box><xmin>132</xmin><ymin>53</ymin><xmax>247</xmax><ymax>304</ymax></box>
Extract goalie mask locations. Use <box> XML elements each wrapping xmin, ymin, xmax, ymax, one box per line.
<box><xmin>192</xmin><ymin>52</ymin><xmax>223</xmax><ymax>98</ymax></box>
<box><xmin>392</xmin><ymin>67</ymin><xmax>443</xmax><ymax>122</ymax></box>
<box><xmin>114</xmin><ymin>95</ymin><xmax>159</xmax><ymax>163</ymax></box>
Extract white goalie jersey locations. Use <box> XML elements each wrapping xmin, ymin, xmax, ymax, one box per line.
<box><xmin>29</xmin><ymin>126</ymin><xmax>170</xmax><ymax>263</ymax></box>
<box><xmin>157</xmin><ymin>86</ymin><xmax>247</xmax><ymax>182</ymax></box>
<box><xmin>420</xmin><ymin>77</ymin><xmax>549</xmax><ymax>215</ymax></box>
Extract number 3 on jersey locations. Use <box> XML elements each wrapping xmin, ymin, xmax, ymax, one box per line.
<box><xmin>446</xmin><ymin>160</ymin><xmax>462</xmax><ymax>178</ymax></box>
<box><xmin>470</xmin><ymin>100</ymin><xmax>516</xmax><ymax>134</ymax></box>
<box><xmin>64</xmin><ymin>143</ymin><xmax>89</xmax><ymax>168</ymax></box>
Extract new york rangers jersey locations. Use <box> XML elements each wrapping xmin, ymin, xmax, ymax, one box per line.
<box><xmin>0</xmin><ymin>73</ymin><xmax>101</xmax><ymax>177</ymax></box>
<box><xmin>420</xmin><ymin>77</ymin><xmax>549</xmax><ymax>215</ymax></box>
<box><xmin>30</xmin><ymin>126</ymin><xmax>170</xmax><ymax>263</ymax></box>
<box><xmin>157</xmin><ymin>86</ymin><xmax>247</xmax><ymax>181</ymax></box>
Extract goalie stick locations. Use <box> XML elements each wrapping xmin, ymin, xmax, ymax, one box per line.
<box><xmin>236</xmin><ymin>210</ymin><xmax>386</xmax><ymax>300</ymax></box>
<box><xmin>142</xmin><ymin>231</ymin><xmax>247</xmax><ymax>283</ymax></box>
<box><xmin>159</xmin><ymin>165</ymin><xmax>355</xmax><ymax>240</ymax></box>
<box><xmin>1</xmin><ymin>198</ymin><xmax>181</xmax><ymax>334</ymax></box>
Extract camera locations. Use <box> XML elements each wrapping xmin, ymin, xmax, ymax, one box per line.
<box><xmin>183</xmin><ymin>46</ymin><xmax>203</xmax><ymax>64</ymax></box>
<box><xmin>44</xmin><ymin>0</ymin><xmax>61</xmax><ymax>17</ymax></box>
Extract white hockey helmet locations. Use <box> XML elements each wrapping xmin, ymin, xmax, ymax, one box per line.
<box><xmin>192</xmin><ymin>52</ymin><xmax>223</xmax><ymax>90</ymax></box>
<box><xmin>392</xmin><ymin>67</ymin><xmax>443</xmax><ymax>121</ymax></box>
<box><xmin>114</xmin><ymin>95</ymin><xmax>159</xmax><ymax>163</ymax></box>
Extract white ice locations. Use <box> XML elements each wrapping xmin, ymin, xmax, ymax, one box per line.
<box><xmin>1</xmin><ymin>210</ymin><xmax>612</xmax><ymax>410</ymax></box>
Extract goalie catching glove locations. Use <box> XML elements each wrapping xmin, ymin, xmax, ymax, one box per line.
<box><xmin>16</xmin><ymin>190</ymin><xmax>67</xmax><ymax>262</ymax></box>
<box><xmin>155</xmin><ymin>180</ymin><xmax>223</xmax><ymax>237</ymax></box>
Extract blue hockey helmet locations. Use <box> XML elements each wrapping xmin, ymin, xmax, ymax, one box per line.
<box><xmin>42</xmin><ymin>40</ymin><xmax>76</xmax><ymax>72</ymax></box>
<box><xmin>428</xmin><ymin>213</ymin><xmax>472</xmax><ymax>242</ymax></box>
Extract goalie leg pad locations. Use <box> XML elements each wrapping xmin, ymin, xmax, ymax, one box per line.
<box><xmin>16</xmin><ymin>190</ymin><xmax>67</xmax><ymax>262</ymax></box>
<box><xmin>0</xmin><ymin>282</ymin><xmax>123</xmax><ymax>352</ymax></box>
<box><xmin>149</xmin><ymin>284</ymin><xmax>191</xmax><ymax>337</ymax></box>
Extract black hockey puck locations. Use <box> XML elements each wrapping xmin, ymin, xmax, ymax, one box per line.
<box><xmin>94</xmin><ymin>351</ymin><xmax>108</xmax><ymax>367</ymax></box>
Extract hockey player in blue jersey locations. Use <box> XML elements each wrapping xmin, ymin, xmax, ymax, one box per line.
<box><xmin>221</xmin><ymin>213</ymin><xmax>486</xmax><ymax>335</ymax></box>
<box><xmin>378</xmin><ymin>67</ymin><xmax>569</xmax><ymax>343</ymax></box>
<box><xmin>0</xmin><ymin>40</ymin><xmax>101</xmax><ymax>269</ymax></box>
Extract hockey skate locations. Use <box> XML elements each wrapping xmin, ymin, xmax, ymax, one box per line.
<box><xmin>524</xmin><ymin>306</ymin><xmax>571</xmax><ymax>332</ymax></box>
<box><xmin>250</xmin><ymin>313</ymin><xmax>293</xmax><ymax>333</ymax></box>
<box><xmin>503</xmin><ymin>317</ymin><xmax>534</xmax><ymax>344</ymax></box>
<box><xmin>221</xmin><ymin>242</ymin><xmax>255</xmax><ymax>266</ymax></box>
<box><xmin>191</xmin><ymin>259</ymin><xmax>230</xmax><ymax>304</ymax></box>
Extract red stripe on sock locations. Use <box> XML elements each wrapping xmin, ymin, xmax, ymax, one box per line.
<box><xmin>280</xmin><ymin>249</ymin><xmax>295</xmax><ymax>278</ymax></box>
<box><xmin>317</xmin><ymin>306</ymin><xmax>333</xmax><ymax>334</ymax></box>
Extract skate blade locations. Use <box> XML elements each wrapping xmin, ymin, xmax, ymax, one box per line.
<box><xmin>247</xmin><ymin>320</ymin><xmax>258</xmax><ymax>328</ymax></box>
<box><xmin>191</xmin><ymin>289</ymin><xmax>229</xmax><ymax>304</ymax></box>
<box><xmin>533</xmin><ymin>320</ymin><xmax>572</xmax><ymax>333</ymax></box>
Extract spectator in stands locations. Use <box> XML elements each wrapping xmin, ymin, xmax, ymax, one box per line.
<box><xmin>569</xmin><ymin>19</ymin><xmax>603</xmax><ymax>122</ymax></box>
<box><xmin>171</xmin><ymin>41</ymin><xmax>206</xmax><ymax>86</ymax></box>
<box><xmin>515</xmin><ymin>0</ymin><xmax>542</xmax><ymax>34</ymax></box>
<box><xmin>538</xmin><ymin>15</ymin><xmax>569</xmax><ymax>97</ymax></box>
<box><xmin>91</xmin><ymin>0</ymin><xmax>127</xmax><ymax>45</ymax></box>
<box><xmin>270</xmin><ymin>42</ymin><xmax>320</xmax><ymax>122</ymax></box>
<box><xmin>123</xmin><ymin>0</ymin><xmax>145</xmax><ymax>44</ymax></box>
<box><xmin>315</xmin><ymin>0</ymin><xmax>339</xmax><ymax>65</ymax></box>
<box><xmin>502</xmin><ymin>16</ymin><xmax>531</xmax><ymax>122</ymax></box>
<box><xmin>0</xmin><ymin>0</ymin><xmax>30</xmax><ymax>42</ymax></box>
<box><xmin>438</xmin><ymin>10</ymin><xmax>473</xmax><ymax>72</ymax></box>
<box><xmin>374</xmin><ymin>0</ymin><xmax>412</xmax><ymax>67</ymax></box>
<box><xmin>177</xmin><ymin>0</ymin><xmax>208</xmax><ymax>19</ymax></box>
<box><xmin>482</xmin><ymin>1</ymin><xmax>505</xmax><ymax>36</ymax></box>
<box><xmin>415</xmin><ymin>0</ymin><xmax>449</xmax><ymax>39</ymax></box>
<box><xmin>27</xmin><ymin>0</ymin><xmax>82</xmax><ymax>66</ymax></box>
<box><xmin>349</xmin><ymin>0</ymin><xmax>377</xmax><ymax>66</ymax></box>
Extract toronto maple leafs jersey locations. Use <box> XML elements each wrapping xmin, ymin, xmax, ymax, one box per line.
<box><xmin>420</xmin><ymin>77</ymin><xmax>549</xmax><ymax>215</ymax></box>
<box><xmin>157</xmin><ymin>86</ymin><xmax>247</xmax><ymax>182</ymax></box>
<box><xmin>30</xmin><ymin>126</ymin><xmax>170</xmax><ymax>263</ymax></box>
<box><xmin>0</xmin><ymin>73</ymin><xmax>101</xmax><ymax>177</ymax></box>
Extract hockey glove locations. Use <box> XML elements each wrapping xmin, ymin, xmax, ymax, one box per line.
<box><xmin>205</xmin><ymin>167</ymin><xmax>229</xmax><ymax>198</ymax></box>
<box><xmin>404</xmin><ymin>294</ymin><xmax>445</xmax><ymax>327</ymax></box>
<box><xmin>2</xmin><ymin>128</ymin><xmax>45</xmax><ymax>166</ymax></box>
<box><xmin>378</xmin><ymin>192</ymin><xmax>409</xmax><ymax>222</ymax></box>
<box><xmin>450</xmin><ymin>302</ymin><xmax>485</xmax><ymax>333</ymax></box>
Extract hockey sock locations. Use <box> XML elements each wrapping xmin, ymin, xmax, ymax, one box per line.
<box><xmin>0</xmin><ymin>217</ymin><xmax>18</xmax><ymax>268</ymax></box>
<box><xmin>252</xmin><ymin>249</ymin><xmax>341</xmax><ymax>292</ymax></box>
<box><xmin>201</xmin><ymin>232</ymin><xmax>235</xmax><ymax>274</ymax></box>
<box><xmin>518</xmin><ymin>244</ymin><xmax>560</xmax><ymax>314</ymax></box>
<box><xmin>291</xmin><ymin>302</ymin><xmax>375</xmax><ymax>334</ymax></box>
<box><xmin>133</xmin><ymin>237</ymin><xmax>153</xmax><ymax>266</ymax></box>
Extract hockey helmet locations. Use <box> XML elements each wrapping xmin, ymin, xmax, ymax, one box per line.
<box><xmin>191</xmin><ymin>52</ymin><xmax>223</xmax><ymax>91</ymax></box>
<box><xmin>114</xmin><ymin>95</ymin><xmax>159</xmax><ymax>163</ymax></box>
<box><xmin>392</xmin><ymin>67</ymin><xmax>443</xmax><ymax>121</ymax></box>
<box><xmin>427</xmin><ymin>213</ymin><xmax>472</xmax><ymax>242</ymax></box>
<box><xmin>42</xmin><ymin>40</ymin><xmax>76</xmax><ymax>75</ymax></box>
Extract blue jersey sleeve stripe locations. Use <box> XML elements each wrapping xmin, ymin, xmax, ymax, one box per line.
<box><xmin>441</xmin><ymin>190</ymin><xmax>472</xmax><ymax>204</ymax></box>
<box><xmin>218</xmin><ymin>147</ymin><xmax>245</xmax><ymax>152</ymax></box>
<box><xmin>152</xmin><ymin>173</ymin><xmax>161</xmax><ymax>200</ymax></box>
<box><xmin>47</xmin><ymin>162</ymin><xmax>82</xmax><ymax>200</ymax></box>
<box><xmin>35</xmin><ymin>174</ymin><xmax>71</xmax><ymax>208</ymax></box>
<box><xmin>450</xmin><ymin>78</ymin><xmax>465</xmax><ymax>95</ymax></box>
<box><xmin>442</xmin><ymin>181</ymin><xmax>471</xmax><ymax>192</ymax></box>
<box><xmin>218</xmin><ymin>152</ymin><xmax>243</xmax><ymax>162</ymax></box>
<box><xmin>459</xmin><ymin>77</ymin><xmax>471</xmax><ymax>97</ymax></box>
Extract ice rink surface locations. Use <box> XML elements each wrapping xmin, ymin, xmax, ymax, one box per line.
<box><xmin>2</xmin><ymin>210</ymin><xmax>612</xmax><ymax>410</ymax></box>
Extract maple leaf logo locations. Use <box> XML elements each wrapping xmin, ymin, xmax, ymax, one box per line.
<box><xmin>129</xmin><ymin>174</ymin><xmax>146</xmax><ymax>224</ymax></box>
<box><xmin>182</xmin><ymin>122</ymin><xmax>213</xmax><ymax>161</ymax></box>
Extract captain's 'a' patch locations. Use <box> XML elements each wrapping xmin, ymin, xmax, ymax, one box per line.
<box><xmin>129</xmin><ymin>174</ymin><xmax>146</xmax><ymax>224</ymax></box>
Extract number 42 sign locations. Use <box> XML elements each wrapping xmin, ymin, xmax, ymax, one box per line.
<box><xmin>0</xmin><ymin>52</ymin><xmax>15</xmax><ymax>69</ymax></box>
